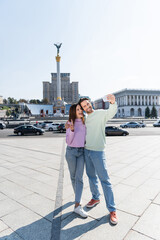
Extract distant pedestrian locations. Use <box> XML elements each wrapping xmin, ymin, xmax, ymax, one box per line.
<box><xmin>65</xmin><ymin>104</ymin><xmax>88</xmax><ymax>218</ymax></box>
<box><xmin>78</xmin><ymin>94</ymin><xmax>118</xmax><ymax>225</ymax></box>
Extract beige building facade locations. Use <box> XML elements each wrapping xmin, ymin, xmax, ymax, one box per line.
<box><xmin>43</xmin><ymin>73</ymin><xmax>79</xmax><ymax>104</ymax></box>
<box><xmin>0</xmin><ymin>96</ymin><xmax>3</xmax><ymax>104</ymax></box>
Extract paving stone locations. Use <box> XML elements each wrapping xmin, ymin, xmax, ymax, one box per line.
<box><xmin>153</xmin><ymin>193</ymin><xmax>160</xmax><ymax>205</ymax></box>
<box><xmin>114</xmin><ymin>166</ymin><xmax>137</xmax><ymax>178</ymax></box>
<box><xmin>0</xmin><ymin>228</ymin><xmax>23</xmax><ymax>239</ymax></box>
<box><xmin>61</xmin><ymin>196</ymin><xmax>75</xmax><ymax>221</ymax></box>
<box><xmin>151</xmin><ymin>169</ymin><xmax>160</xmax><ymax>180</ymax></box>
<box><xmin>3</xmin><ymin>172</ymin><xmax>38</xmax><ymax>186</ymax></box>
<box><xmin>12</xmin><ymin>166</ymin><xmax>39</xmax><ymax>175</ymax></box>
<box><xmin>79</xmin><ymin>210</ymin><xmax>138</xmax><ymax>240</ymax></box>
<box><xmin>133</xmin><ymin>203</ymin><xmax>160</xmax><ymax>240</ymax></box>
<box><xmin>0</xmin><ymin>220</ymin><xmax>8</xmax><ymax>232</ymax></box>
<box><xmin>25</xmin><ymin>182</ymin><xmax>57</xmax><ymax>200</ymax></box>
<box><xmin>0</xmin><ymin>167</ymin><xmax>13</xmax><ymax>176</ymax></box>
<box><xmin>63</xmin><ymin>184</ymin><xmax>75</xmax><ymax>200</ymax></box>
<box><xmin>137</xmin><ymin>178</ymin><xmax>160</xmax><ymax>201</ymax></box>
<box><xmin>113</xmin><ymin>183</ymin><xmax>135</xmax><ymax>204</ymax></box>
<box><xmin>0</xmin><ymin>198</ymin><xmax>23</xmax><ymax>218</ymax></box>
<box><xmin>109</xmin><ymin>175</ymin><xmax>123</xmax><ymax>186</ymax></box>
<box><xmin>121</xmin><ymin>171</ymin><xmax>151</xmax><ymax>187</ymax></box>
<box><xmin>27</xmin><ymin>171</ymin><xmax>58</xmax><ymax>183</ymax></box>
<box><xmin>139</xmin><ymin>159</ymin><xmax>160</xmax><ymax>174</ymax></box>
<box><xmin>60</xmin><ymin>214</ymin><xmax>99</xmax><ymax>240</ymax></box>
<box><xmin>0</xmin><ymin>181</ymin><xmax>32</xmax><ymax>200</ymax></box>
<box><xmin>0</xmin><ymin>162</ymin><xmax>16</xmax><ymax>169</ymax></box>
<box><xmin>35</xmin><ymin>166</ymin><xmax>59</xmax><ymax>177</ymax></box>
<box><xmin>117</xmin><ymin>189</ymin><xmax>151</xmax><ymax>216</ymax></box>
<box><xmin>0</xmin><ymin>192</ymin><xmax>7</xmax><ymax>201</ymax></box>
<box><xmin>107</xmin><ymin>163</ymin><xmax>127</xmax><ymax>175</ymax></box>
<box><xmin>124</xmin><ymin>230</ymin><xmax>153</xmax><ymax>240</ymax></box>
<box><xmin>17</xmin><ymin>193</ymin><xmax>55</xmax><ymax>221</ymax></box>
<box><xmin>2</xmin><ymin>207</ymin><xmax>52</xmax><ymax>240</ymax></box>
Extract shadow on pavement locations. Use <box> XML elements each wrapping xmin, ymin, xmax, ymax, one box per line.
<box><xmin>0</xmin><ymin>201</ymin><xmax>112</xmax><ymax>240</ymax></box>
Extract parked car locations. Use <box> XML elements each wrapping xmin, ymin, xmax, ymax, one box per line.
<box><xmin>33</xmin><ymin>122</ymin><xmax>44</xmax><ymax>128</ymax></box>
<box><xmin>120</xmin><ymin>122</ymin><xmax>141</xmax><ymax>128</ymax></box>
<box><xmin>57</xmin><ymin>123</ymin><xmax>66</xmax><ymax>133</ymax></box>
<box><xmin>153</xmin><ymin>120</ymin><xmax>160</xmax><ymax>127</ymax></box>
<box><xmin>14</xmin><ymin>125</ymin><xmax>44</xmax><ymax>135</ymax></box>
<box><xmin>0</xmin><ymin>122</ymin><xmax>6</xmax><ymax>129</ymax></box>
<box><xmin>105</xmin><ymin>126</ymin><xmax>129</xmax><ymax>136</ymax></box>
<box><xmin>138</xmin><ymin>121</ymin><xmax>146</xmax><ymax>127</ymax></box>
<box><xmin>44</xmin><ymin>123</ymin><xmax>60</xmax><ymax>131</ymax></box>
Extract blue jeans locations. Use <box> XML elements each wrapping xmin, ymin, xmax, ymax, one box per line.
<box><xmin>65</xmin><ymin>146</ymin><xmax>85</xmax><ymax>203</ymax></box>
<box><xmin>84</xmin><ymin>149</ymin><xmax>116</xmax><ymax>212</ymax></box>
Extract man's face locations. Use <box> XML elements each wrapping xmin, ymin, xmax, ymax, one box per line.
<box><xmin>81</xmin><ymin>100</ymin><xmax>93</xmax><ymax>114</ymax></box>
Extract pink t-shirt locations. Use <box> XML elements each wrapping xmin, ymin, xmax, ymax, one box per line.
<box><xmin>66</xmin><ymin>119</ymin><xmax>86</xmax><ymax>147</ymax></box>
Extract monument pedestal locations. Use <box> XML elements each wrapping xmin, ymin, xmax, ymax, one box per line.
<box><xmin>53</xmin><ymin>99</ymin><xmax>65</xmax><ymax>117</ymax></box>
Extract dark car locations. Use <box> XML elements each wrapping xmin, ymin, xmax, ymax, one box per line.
<box><xmin>105</xmin><ymin>126</ymin><xmax>129</xmax><ymax>136</ymax></box>
<box><xmin>153</xmin><ymin>120</ymin><xmax>160</xmax><ymax>127</ymax></box>
<box><xmin>14</xmin><ymin>125</ymin><xmax>44</xmax><ymax>136</ymax></box>
<box><xmin>57</xmin><ymin>123</ymin><xmax>66</xmax><ymax>133</ymax></box>
<box><xmin>120</xmin><ymin>122</ymin><xmax>141</xmax><ymax>128</ymax></box>
<box><xmin>0</xmin><ymin>122</ymin><xmax>6</xmax><ymax>129</ymax></box>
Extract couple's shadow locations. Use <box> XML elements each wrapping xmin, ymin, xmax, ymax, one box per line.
<box><xmin>0</xmin><ymin>201</ymin><xmax>110</xmax><ymax>240</ymax></box>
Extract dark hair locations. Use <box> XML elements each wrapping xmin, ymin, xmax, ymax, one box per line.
<box><xmin>78</xmin><ymin>98</ymin><xmax>90</xmax><ymax>110</ymax></box>
<box><xmin>69</xmin><ymin>104</ymin><xmax>85</xmax><ymax>124</ymax></box>
<box><xmin>69</xmin><ymin>104</ymin><xmax>77</xmax><ymax>124</ymax></box>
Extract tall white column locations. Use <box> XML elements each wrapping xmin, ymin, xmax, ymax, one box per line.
<box><xmin>154</xmin><ymin>96</ymin><xmax>157</xmax><ymax>105</ymax></box>
<box><xmin>151</xmin><ymin>96</ymin><xmax>153</xmax><ymax>105</ymax></box>
<box><xmin>129</xmin><ymin>95</ymin><xmax>131</xmax><ymax>105</ymax></box>
<box><xmin>125</xmin><ymin>96</ymin><xmax>128</xmax><ymax>105</ymax></box>
<box><xmin>136</xmin><ymin>96</ymin><xmax>139</xmax><ymax>105</ymax></box>
<box><xmin>133</xmin><ymin>95</ymin><xmax>135</xmax><ymax>105</ymax></box>
<box><xmin>147</xmin><ymin>96</ymin><xmax>149</xmax><ymax>105</ymax></box>
<box><xmin>140</xmin><ymin>96</ymin><xmax>142</xmax><ymax>105</ymax></box>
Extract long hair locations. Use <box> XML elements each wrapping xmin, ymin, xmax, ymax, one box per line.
<box><xmin>69</xmin><ymin>104</ymin><xmax>85</xmax><ymax>125</ymax></box>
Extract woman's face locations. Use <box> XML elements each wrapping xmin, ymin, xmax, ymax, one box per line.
<box><xmin>76</xmin><ymin>104</ymin><xmax>83</xmax><ymax>118</ymax></box>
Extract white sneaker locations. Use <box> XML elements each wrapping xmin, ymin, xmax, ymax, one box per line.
<box><xmin>74</xmin><ymin>206</ymin><xmax>88</xmax><ymax>218</ymax></box>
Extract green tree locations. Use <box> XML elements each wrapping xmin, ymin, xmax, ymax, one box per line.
<box><xmin>29</xmin><ymin>99</ymin><xmax>41</xmax><ymax>104</ymax></box>
<box><xmin>145</xmin><ymin>106</ymin><xmax>150</xmax><ymax>118</ymax></box>
<box><xmin>6</xmin><ymin>109</ymin><xmax>11</xmax><ymax>116</ymax></box>
<box><xmin>7</xmin><ymin>97</ymin><xmax>17</xmax><ymax>104</ymax></box>
<box><xmin>151</xmin><ymin>104</ymin><xmax>157</xmax><ymax>118</ymax></box>
<box><xmin>18</xmin><ymin>99</ymin><xmax>28</xmax><ymax>103</ymax></box>
<box><xmin>42</xmin><ymin>98</ymin><xmax>49</xmax><ymax>104</ymax></box>
<box><xmin>3</xmin><ymin>99</ymin><xmax>7</xmax><ymax>104</ymax></box>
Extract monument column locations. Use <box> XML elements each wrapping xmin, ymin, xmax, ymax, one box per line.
<box><xmin>53</xmin><ymin>43</ymin><xmax>65</xmax><ymax>117</ymax></box>
<box><xmin>56</xmin><ymin>54</ymin><xmax>61</xmax><ymax>100</ymax></box>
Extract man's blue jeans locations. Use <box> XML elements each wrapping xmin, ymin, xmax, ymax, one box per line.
<box><xmin>65</xmin><ymin>146</ymin><xmax>84</xmax><ymax>203</ymax></box>
<box><xmin>84</xmin><ymin>149</ymin><xmax>116</xmax><ymax>212</ymax></box>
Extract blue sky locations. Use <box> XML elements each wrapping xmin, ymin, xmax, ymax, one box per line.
<box><xmin>1</xmin><ymin>0</ymin><xmax>160</xmax><ymax>101</ymax></box>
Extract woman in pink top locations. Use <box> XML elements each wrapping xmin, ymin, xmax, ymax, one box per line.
<box><xmin>65</xmin><ymin>104</ymin><xmax>88</xmax><ymax>218</ymax></box>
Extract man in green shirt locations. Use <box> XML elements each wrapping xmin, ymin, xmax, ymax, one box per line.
<box><xmin>78</xmin><ymin>94</ymin><xmax>118</xmax><ymax>225</ymax></box>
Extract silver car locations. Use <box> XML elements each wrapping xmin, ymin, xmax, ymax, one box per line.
<box><xmin>120</xmin><ymin>122</ymin><xmax>141</xmax><ymax>128</ymax></box>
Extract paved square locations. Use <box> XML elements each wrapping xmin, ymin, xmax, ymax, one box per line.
<box><xmin>0</xmin><ymin>135</ymin><xmax>160</xmax><ymax>240</ymax></box>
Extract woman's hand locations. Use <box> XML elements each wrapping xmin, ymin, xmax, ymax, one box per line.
<box><xmin>65</xmin><ymin>121</ymin><xmax>70</xmax><ymax>129</ymax></box>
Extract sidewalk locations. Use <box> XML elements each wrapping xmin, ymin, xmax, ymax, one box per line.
<box><xmin>0</xmin><ymin>135</ymin><xmax>160</xmax><ymax>240</ymax></box>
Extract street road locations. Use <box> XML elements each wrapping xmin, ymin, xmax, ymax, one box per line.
<box><xmin>0</xmin><ymin>126</ymin><xmax>160</xmax><ymax>138</ymax></box>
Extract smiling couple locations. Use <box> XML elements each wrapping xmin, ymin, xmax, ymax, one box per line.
<box><xmin>65</xmin><ymin>94</ymin><xmax>118</xmax><ymax>225</ymax></box>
